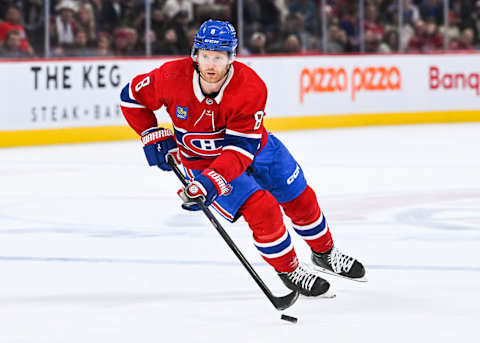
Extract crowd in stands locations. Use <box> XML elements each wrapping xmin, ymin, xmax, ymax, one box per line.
<box><xmin>0</xmin><ymin>0</ymin><xmax>479</xmax><ymax>58</ymax></box>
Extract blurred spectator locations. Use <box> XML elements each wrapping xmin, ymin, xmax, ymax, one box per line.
<box><xmin>52</xmin><ymin>0</ymin><xmax>79</xmax><ymax>48</ymax></box>
<box><xmin>288</xmin><ymin>0</ymin><xmax>317</xmax><ymax>34</ymax></box>
<box><xmin>339</xmin><ymin>8</ymin><xmax>359</xmax><ymax>50</ymax></box>
<box><xmin>88</xmin><ymin>0</ymin><xmax>104</xmax><ymax>19</ymax></box>
<box><xmin>364</xmin><ymin>29</ymin><xmax>380</xmax><ymax>52</ymax></box>
<box><xmin>463</xmin><ymin>0</ymin><xmax>480</xmax><ymax>46</ymax></box>
<box><xmin>408</xmin><ymin>18</ymin><xmax>443</xmax><ymax>52</ymax></box>
<box><xmin>95</xmin><ymin>32</ymin><xmax>113</xmax><ymax>56</ymax></box>
<box><xmin>154</xmin><ymin>27</ymin><xmax>183</xmax><ymax>55</ymax></box>
<box><xmin>122</xmin><ymin>0</ymin><xmax>143</xmax><ymax>31</ymax></box>
<box><xmin>282</xmin><ymin>33</ymin><xmax>301</xmax><ymax>53</ymax></box>
<box><xmin>326</xmin><ymin>24</ymin><xmax>352</xmax><ymax>53</ymax></box>
<box><xmin>383</xmin><ymin>11</ymin><xmax>415</xmax><ymax>51</ymax></box>
<box><xmin>453</xmin><ymin>27</ymin><xmax>474</xmax><ymax>50</ymax></box>
<box><xmin>0</xmin><ymin>5</ymin><xmax>33</xmax><ymax>55</ymax></box>
<box><xmin>21</xmin><ymin>0</ymin><xmax>44</xmax><ymax>54</ymax></box>
<box><xmin>374</xmin><ymin>0</ymin><xmax>391</xmax><ymax>23</ymax></box>
<box><xmin>440</xmin><ymin>11</ymin><xmax>461</xmax><ymax>44</ymax></box>
<box><xmin>335</xmin><ymin>29</ymin><xmax>352</xmax><ymax>53</ymax></box>
<box><xmin>247</xmin><ymin>31</ymin><xmax>267</xmax><ymax>54</ymax></box>
<box><xmin>77</xmin><ymin>2</ymin><xmax>97</xmax><ymax>46</ymax></box>
<box><xmin>273</xmin><ymin>0</ymin><xmax>289</xmax><ymax>23</ymax></box>
<box><xmin>142</xmin><ymin>29</ymin><xmax>158</xmax><ymax>53</ymax></box>
<box><xmin>68</xmin><ymin>29</ymin><xmax>95</xmax><ymax>56</ymax></box>
<box><xmin>451</xmin><ymin>0</ymin><xmax>472</xmax><ymax>31</ymax></box>
<box><xmin>407</xmin><ymin>18</ymin><xmax>426</xmax><ymax>51</ymax></box>
<box><xmin>388</xmin><ymin>0</ymin><xmax>420</xmax><ymax>27</ymax></box>
<box><xmin>100</xmin><ymin>0</ymin><xmax>124</xmax><ymax>32</ymax></box>
<box><xmin>163</xmin><ymin>0</ymin><xmax>193</xmax><ymax>22</ymax></box>
<box><xmin>242</xmin><ymin>0</ymin><xmax>261</xmax><ymax>25</ymax></box>
<box><xmin>266</xmin><ymin>12</ymin><xmax>308</xmax><ymax>53</ymax></box>
<box><xmin>423</xmin><ymin>19</ymin><xmax>444</xmax><ymax>51</ymax></box>
<box><xmin>230</xmin><ymin>0</ymin><xmax>261</xmax><ymax>38</ymax></box>
<box><xmin>125</xmin><ymin>27</ymin><xmax>143</xmax><ymax>55</ymax></box>
<box><xmin>404</xmin><ymin>0</ymin><xmax>420</xmax><ymax>26</ymax></box>
<box><xmin>378</xmin><ymin>29</ymin><xmax>399</xmax><ymax>53</ymax></box>
<box><xmin>186</xmin><ymin>27</ymin><xmax>197</xmax><ymax>48</ymax></box>
<box><xmin>112</xmin><ymin>28</ymin><xmax>130</xmax><ymax>56</ymax></box>
<box><xmin>419</xmin><ymin>0</ymin><xmax>443</xmax><ymax>25</ymax></box>
<box><xmin>287</xmin><ymin>12</ymin><xmax>312</xmax><ymax>51</ymax></box>
<box><xmin>151</xmin><ymin>7</ymin><xmax>168</xmax><ymax>39</ymax></box>
<box><xmin>325</xmin><ymin>24</ymin><xmax>340</xmax><ymax>52</ymax></box>
<box><xmin>259</xmin><ymin>0</ymin><xmax>281</xmax><ymax>34</ymax></box>
<box><xmin>330</xmin><ymin>0</ymin><xmax>356</xmax><ymax>22</ymax></box>
<box><xmin>364</xmin><ymin>4</ymin><xmax>384</xmax><ymax>45</ymax></box>
<box><xmin>0</xmin><ymin>29</ymin><xmax>33</xmax><ymax>58</ymax></box>
<box><xmin>169</xmin><ymin>10</ymin><xmax>191</xmax><ymax>54</ymax></box>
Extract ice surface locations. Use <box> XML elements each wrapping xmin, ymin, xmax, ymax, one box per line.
<box><xmin>1</xmin><ymin>123</ymin><xmax>479</xmax><ymax>343</ymax></box>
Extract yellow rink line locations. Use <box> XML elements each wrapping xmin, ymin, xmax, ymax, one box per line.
<box><xmin>1</xmin><ymin>109</ymin><xmax>480</xmax><ymax>148</ymax></box>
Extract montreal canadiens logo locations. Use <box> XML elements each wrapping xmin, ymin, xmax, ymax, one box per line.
<box><xmin>189</xmin><ymin>185</ymin><xmax>199</xmax><ymax>193</ymax></box>
<box><xmin>223</xmin><ymin>184</ymin><xmax>233</xmax><ymax>195</ymax></box>
<box><xmin>181</xmin><ymin>131</ymin><xmax>224</xmax><ymax>157</ymax></box>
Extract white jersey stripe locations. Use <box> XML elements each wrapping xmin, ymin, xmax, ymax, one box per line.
<box><xmin>120</xmin><ymin>101</ymin><xmax>146</xmax><ymax>109</ymax></box>
<box><xmin>301</xmin><ymin>227</ymin><xmax>329</xmax><ymax>240</ymax></box>
<box><xmin>128</xmin><ymin>82</ymin><xmax>137</xmax><ymax>102</ymax></box>
<box><xmin>212</xmin><ymin>202</ymin><xmax>234</xmax><ymax>221</ymax></box>
<box><xmin>292</xmin><ymin>213</ymin><xmax>324</xmax><ymax>231</ymax></box>
<box><xmin>257</xmin><ymin>242</ymin><xmax>294</xmax><ymax>258</ymax></box>
<box><xmin>225</xmin><ymin>129</ymin><xmax>262</xmax><ymax>139</ymax></box>
<box><xmin>223</xmin><ymin>145</ymin><xmax>254</xmax><ymax>160</ymax></box>
<box><xmin>254</xmin><ymin>229</ymin><xmax>289</xmax><ymax>248</ymax></box>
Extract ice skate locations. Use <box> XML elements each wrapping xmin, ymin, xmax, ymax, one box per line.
<box><xmin>312</xmin><ymin>246</ymin><xmax>367</xmax><ymax>282</ymax></box>
<box><xmin>278</xmin><ymin>263</ymin><xmax>334</xmax><ymax>297</ymax></box>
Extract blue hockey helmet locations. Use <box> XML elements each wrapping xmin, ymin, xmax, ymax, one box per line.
<box><xmin>191</xmin><ymin>20</ymin><xmax>238</xmax><ymax>62</ymax></box>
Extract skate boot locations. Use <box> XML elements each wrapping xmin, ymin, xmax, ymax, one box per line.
<box><xmin>277</xmin><ymin>263</ymin><xmax>332</xmax><ymax>297</ymax></box>
<box><xmin>312</xmin><ymin>246</ymin><xmax>367</xmax><ymax>282</ymax></box>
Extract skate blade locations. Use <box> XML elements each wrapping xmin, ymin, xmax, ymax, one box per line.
<box><xmin>300</xmin><ymin>289</ymin><xmax>337</xmax><ymax>300</ymax></box>
<box><xmin>319</xmin><ymin>289</ymin><xmax>336</xmax><ymax>298</ymax></box>
<box><xmin>301</xmin><ymin>289</ymin><xmax>336</xmax><ymax>300</ymax></box>
<box><xmin>312</xmin><ymin>265</ymin><xmax>368</xmax><ymax>283</ymax></box>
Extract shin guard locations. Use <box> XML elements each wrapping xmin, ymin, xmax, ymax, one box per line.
<box><xmin>240</xmin><ymin>190</ymin><xmax>298</xmax><ymax>273</ymax></box>
<box><xmin>281</xmin><ymin>185</ymin><xmax>333</xmax><ymax>253</ymax></box>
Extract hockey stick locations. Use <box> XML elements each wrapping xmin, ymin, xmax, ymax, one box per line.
<box><xmin>167</xmin><ymin>155</ymin><xmax>299</xmax><ymax>311</ymax></box>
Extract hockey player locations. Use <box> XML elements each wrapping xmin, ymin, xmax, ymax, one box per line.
<box><xmin>120</xmin><ymin>19</ymin><xmax>366</xmax><ymax>297</ymax></box>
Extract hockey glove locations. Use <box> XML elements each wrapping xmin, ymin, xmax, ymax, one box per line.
<box><xmin>178</xmin><ymin>168</ymin><xmax>232</xmax><ymax>211</ymax></box>
<box><xmin>141</xmin><ymin>127</ymin><xmax>179</xmax><ymax>171</ymax></box>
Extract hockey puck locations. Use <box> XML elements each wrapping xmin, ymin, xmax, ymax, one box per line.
<box><xmin>280</xmin><ymin>314</ymin><xmax>298</xmax><ymax>324</ymax></box>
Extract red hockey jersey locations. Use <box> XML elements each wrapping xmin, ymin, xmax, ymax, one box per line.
<box><xmin>120</xmin><ymin>57</ymin><xmax>268</xmax><ymax>182</ymax></box>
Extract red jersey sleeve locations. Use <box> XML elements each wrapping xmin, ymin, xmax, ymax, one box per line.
<box><xmin>209</xmin><ymin>80</ymin><xmax>267</xmax><ymax>182</ymax></box>
<box><xmin>120</xmin><ymin>67</ymin><xmax>165</xmax><ymax>135</ymax></box>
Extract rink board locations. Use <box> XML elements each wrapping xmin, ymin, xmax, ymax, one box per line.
<box><xmin>1</xmin><ymin>53</ymin><xmax>480</xmax><ymax>147</ymax></box>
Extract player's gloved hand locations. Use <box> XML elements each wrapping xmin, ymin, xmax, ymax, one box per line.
<box><xmin>177</xmin><ymin>168</ymin><xmax>232</xmax><ymax>211</ymax></box>
<box><xmin>141</xmin><ymin>127</ymin><xmax>180</xmax><ymax>171</ymax></box>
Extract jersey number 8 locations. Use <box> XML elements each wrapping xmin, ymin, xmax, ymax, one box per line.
<box><xmin>253</xmin><ymin>111</ymin><xmax>264</xmax><ymax>130</ymax></box>
<box><xmin>135</xmin><ymin>76</ymin><xmax>151</xmax><ymax>92</ymax></box>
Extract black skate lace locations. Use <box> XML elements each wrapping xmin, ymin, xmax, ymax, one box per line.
<box><xmin>288</xmin><ymin>263</ymin><xmax>317</xmax><ymax>291</ymax></box>
<box><xmin>328</xmin><ymin>247</ymin><xmax>355</xmax><ymax>273</ymax></box>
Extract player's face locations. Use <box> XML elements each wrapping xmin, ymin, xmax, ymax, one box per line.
<box><xmin>197</xmin><ymin>50</ymin><xmax>230</xmax><ymax>83</ymax></box>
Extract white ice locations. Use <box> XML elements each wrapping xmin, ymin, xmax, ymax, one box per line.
<box><xmin>0</xmin><ymin>123</ymin><xmax>479</xmax><ymax>343</ymax></box>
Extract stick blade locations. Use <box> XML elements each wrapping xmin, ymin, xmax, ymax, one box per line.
<box><xmin>272</xmin><ymin>290</ymin><xmax>299</xmax><ymax>311</ymax></box>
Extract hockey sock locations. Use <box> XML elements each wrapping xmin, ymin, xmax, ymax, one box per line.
<box><xmin>240</xmin><ymin>190</ymin><xmax>298</xmax><ymax>273</ymax></box>
<box><xmin>281</xmin><ymin>185</ymin><xmax>333</xmax><ymax>253</ymax></box>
